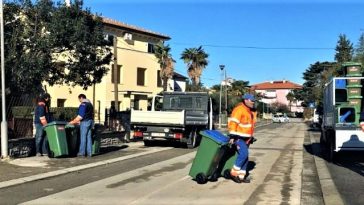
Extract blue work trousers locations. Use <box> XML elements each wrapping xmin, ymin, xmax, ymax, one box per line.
<box><xmin>234</xmin><ymin>138</ymin><xmax>249</xmax><ymax>171</ymax></box>
<box><xmin>78</xmin><ymin>119</ymin><xmax>94</xmax><ymax>157</ymax></box>
<box><xmin>35</xmin><ymin>123</ymin><xmax>48</xmax><ymax>155</ymax></box>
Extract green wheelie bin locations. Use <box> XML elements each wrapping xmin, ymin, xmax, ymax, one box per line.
<box><xmin>44</xmin><ymin>121</ymin><xmax>69</xmax><ymax>158</ymax></box>
<box><xmin>91</xmin><ymin>124</ymin><xmax>102</xmax><ymax>155</ymax></box>
<box><xmin>189</xmin><ymin>130</ymin><xmax>229</xmax><ymax>184</ymax></box>
<box><xmin>220</xmin><ymin>145</ymin><xmax>238</xmax><ymax>179</ymax></box>
<box><xmin>65</xmin><ymin>124</ymin><xmax>80</xmax><ymax>157</ymax></box>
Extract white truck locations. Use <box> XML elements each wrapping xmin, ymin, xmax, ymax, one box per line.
<box><xmin>321</xmin><ymin>77</ymin><xmax>364</xmax><ymax>162</ymax></box>
<box><xmin>130</xmin><ymin>92</ymin><xmax>212</xmax><ymax>148</ymax></box>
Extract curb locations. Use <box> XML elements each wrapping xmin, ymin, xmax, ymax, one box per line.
<box><xmin>0</xmin><ymin>146</ymin><xmax>173</xmax><ymax>189</ymax></box>
<box><xmin>309</xmin><ymin>132</ymin><xmax>345</xmax><ymax>205</ymax></box>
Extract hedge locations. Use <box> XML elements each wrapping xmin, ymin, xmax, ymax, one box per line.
<box><xmin>11</xmin><ymin>106</ymin><xmax>78</xmax><ymax>121</ymax></box>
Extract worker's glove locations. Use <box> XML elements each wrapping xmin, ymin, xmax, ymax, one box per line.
<box><xmin>360</xmin><ymin>122</ymin><xmax>364</xmax><ymax>132</ymax></box>
<box><xmin>250</xmin><ymin>137</ymin><xmax>257</xmax><ymax>144</ymax></box>
<box><xmin>69</xmin><ymin>116</ymin><xmax>82</xmax><ymax>125</ymax></box>
<box><xmin>40</xmin><ymin>117</ymin><xmax>47</xmax><ymax>126</ymax></box>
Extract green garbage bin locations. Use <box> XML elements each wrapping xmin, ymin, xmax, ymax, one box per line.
<box><xmin>189</xmin><ymin>130</ymin><xmax>229</xmax><ymax>184</ymax></box>
<box><xmin>65</xmin><ymin>124</ymin><xmax>79</xmax><ymax>157</ymax></box>
<box><xmin>220</xmin><ymin>145</ymin><xmax>238</xmax><ymax>179</ymax></box>
<box><xmin>44</xmin><ymin>121</ymin><xmax>69</xmax><ymax>158</ymax></box>
<box><xmin>91</xmin><ymin>124</ymin><xmax>102</xmax><ymax>155</ymax></box>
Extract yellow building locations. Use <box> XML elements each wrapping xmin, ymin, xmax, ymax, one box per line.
<box><xmin>45</xmin><ymin>17</ymin><xmax>171</xmax><ymax>123</ymax></box>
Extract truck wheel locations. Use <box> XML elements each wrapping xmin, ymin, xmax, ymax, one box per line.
<box><xmin>328</xmin><ymin>138</ymin><xmax>336</xmax><ymax>163</ymax></box>
<box><xmin>196</xmin><ymin>173</ymin><xmax>207</xmax><ymax>184</ymax></box>
<box><xmin>320</xmin><ymin>130</ymin><xmax>326</xmax><ymax>151</ymax></box>
<box><xmin>187</xmin><ymin>129</ymin><xmax>197</xmax><ymax>149</ymax></box>
<box><xmin>144</xmin><ymin>140</ymin><xmax>154</xmax><ymax>147</ymax></box>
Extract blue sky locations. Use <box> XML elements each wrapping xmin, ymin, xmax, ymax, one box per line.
<box><xmin>84</xmin><ymin>0</ymin><xmax>364</xmax><ymax>87</ymax></box>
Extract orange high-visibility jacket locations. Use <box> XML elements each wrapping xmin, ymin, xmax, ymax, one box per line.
<box><xmin>228</xmin><ymin>102</ymin><xmax>257</xmax><ymax>137</ymax></box>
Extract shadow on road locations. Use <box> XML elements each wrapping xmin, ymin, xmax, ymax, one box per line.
<box><xmin>304</xmin><ymin>141</ymin><xmax>364</xmax><ymax>177</ymax></box>
<box><xmin>100</xmin><ymin>145</ymin><xmax>129</xmax><ymax>154</ymax></box>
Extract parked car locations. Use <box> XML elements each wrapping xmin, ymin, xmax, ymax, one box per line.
<box><xmin>272</xmin><ymin>114</ymin><xmax>289</xmax><ymax>123</ymax></box>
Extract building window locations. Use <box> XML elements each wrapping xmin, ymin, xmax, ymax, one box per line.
<box><xmin>137</xmin><ymin>67</ymin><xmax>146</xmax><ymax>86</ymax></box>
<box><xmin>148</xmin><ymin>43</ymin><xmax>155</xmax><ymax>53</ymax></box>
<box><xmin>57</xmin><ymin>99</ymin><xmax>66</xmax><ymax>107</ymax></box>
<box><xmin>157</xmin><ymin>70</ymin><xmax>162</xmax><ymax>87</ymax></box>
<box><xmin>111</xmin><ymin>64</ymin><xmax>122</xmax><ymax>84</ymax></box>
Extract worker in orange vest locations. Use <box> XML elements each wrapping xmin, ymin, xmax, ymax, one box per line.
<box><xmin>228</xmin><ymin>93</ymin><xmax>257</xmax><ymax>183</ymax></box>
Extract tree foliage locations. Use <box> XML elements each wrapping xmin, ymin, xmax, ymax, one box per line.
<box><xmin>3</xmin><ymin>0</ymin><xmax>112</xmax><ymax>94</ymax></box>
<box><xmin>154</xmin><ymin>42</ymin><xmax>174</xmax><ymax>91</ymax></box>
<box><xmin>354</xmin><ymin>33</ymin><xmax>364</xmax><ymax>65</ymax></box>
<box><xmin>335</xmin><ymin>34</ymin><xmax>353</xmax><ymax>64</ymax></box>
<box><xmin>209</xmin><ymin>80</ymin><xmax>250</xmax><ymax>115</ymax></box>
<box><xmin>180</xmin><ymin>46</ymin><xmax>209</xmax><ymax>88</ymax></box>
<box><xmin>297</xmin><ymin>61</ymin><xmax>336</xmax><ymax>106</ymax></box>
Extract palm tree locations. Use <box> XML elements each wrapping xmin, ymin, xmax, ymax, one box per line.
<box><xmin>154</xmin><ymin>42</ymin><xmax>175</xmax><ymax>91</ymax></box>
<box><xmin>180</xmin><ymin>46</ymin><xmax>209</xmax><ymax>89</ymax></box>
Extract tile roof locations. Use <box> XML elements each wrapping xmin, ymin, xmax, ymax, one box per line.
<box><xmin>102</xmin><ymin>17</ymin><xmax>171</xmax><ymax>40</ymax></box>
<box><xmin>251</xmin><ymin>80</ymin><xmax>302</xmax><ymax>90</ymax></box>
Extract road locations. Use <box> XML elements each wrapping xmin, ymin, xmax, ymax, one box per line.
<box><xmin>309</xmin><ymin>128</ymin><xmax>364</xmax><ymax>205</ymax></box>
<box><xmin>0</xmin><ymin>122</ymin><xmax>332</xmax><ymax>204</ymax></box>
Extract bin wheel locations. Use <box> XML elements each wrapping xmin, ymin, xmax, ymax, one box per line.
<box><xmin>196</xmin><ymin>173</ymin><xmax>207</xmax><ymax>184</ymax></box>
<box><xmin>45</xmin><ymin>142</ymin><xmax>54</xmax><ymax>158</ymax></box>
<box><xmin>210</xmin><ymin>172</ymin><xmax>219</xmax><ymax>182</ymax></box>
<box><xmin>48</xmin><ymin>151</ymin><xmax>54</xmax><ymax>158</ymax></box>
<box><xmin>223</xmin><ymin>169</ymin><xmax>231</xmax><ymax>179</ymax></box>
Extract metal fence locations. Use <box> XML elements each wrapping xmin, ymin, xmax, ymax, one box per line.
<box><xmin>104</xmin><ymin>109</ymin><xmax>130</xmax><ymax>132</ymax></box>
<box><xmin>3</xmin><ymin>95</ymin><xmax>35</xmax><ymax>139</ymax></box>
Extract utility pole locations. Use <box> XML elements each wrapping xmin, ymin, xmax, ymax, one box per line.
<box><xmin>113</xmin><ymin>36</ymin><xmax>119</xmax><ymax>111</ymax></box>
<box><xmin>224</xmin><ymin>69</ymin><xmax>227</xmax><ymax>115</ymax></box>
<box><xmin>0</xmin><ymin>0</ymin><xmax>8</xmax><ymax>158</ymax></box>
<box><xmin>218</xmin><ymin>65</ymin><xmax>225</xmax><ymax>129</ymax></box>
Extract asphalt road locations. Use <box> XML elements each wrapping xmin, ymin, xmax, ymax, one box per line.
<box><xmin>310</xmin><ymin>129</ymin><xmax>364</xmax><ymax>205</ymax></box>
<box><xmin>0</xmin><ymin>121</ymin><xmax>330</xmax><ymax>205</ymax></box>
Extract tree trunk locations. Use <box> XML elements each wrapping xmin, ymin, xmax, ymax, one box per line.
<box><xmin>163</xmin><ymin>77</ymin><xmax>168</xmax><ymax>91</ymax></box>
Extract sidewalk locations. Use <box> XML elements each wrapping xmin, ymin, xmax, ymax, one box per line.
<box><xmin>0</xmin><ymin>141</ymin><xmax>174</xmax><ymax>188</ymax></box>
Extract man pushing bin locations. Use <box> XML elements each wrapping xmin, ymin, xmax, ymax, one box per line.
<box><xmin>227</xmin><ymin>93</ymin><xmax>257</xmax><ymax>183</ymax></box>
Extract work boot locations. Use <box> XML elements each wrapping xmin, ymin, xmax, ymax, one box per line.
<box><xmin>238</xmin><ymin>175</ymin><xmax>251</xmax><ymax>183</ymax></box>
<box><xmin>230</xmin><ymin>168</ymin><xmax>243</xmax><ymax>183</ymax></box>
<box><xmin>231</xmin><ymin>174</ymin><xmax>251</xmax><ymax>183</ymax></box>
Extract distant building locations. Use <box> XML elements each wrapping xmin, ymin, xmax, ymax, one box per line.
<box><xmin>251</xmin><ymin>80</ymin><xmax>304</xmax><ymax>113</ymax></box>
<box><xmin>167</xmin><ymin>72</ymin><xmax>188</xmax><ymax>92</ymax></box>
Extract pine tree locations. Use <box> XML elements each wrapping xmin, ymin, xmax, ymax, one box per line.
<box><xmin>354</xmin><ymin>33</ymin><xmax>364</xmax><ymax>65</ymax></box>
<box><xmin>335</xmin><ymin>34</ymin><xmax>353</xmax><ymax>63</ymax></box>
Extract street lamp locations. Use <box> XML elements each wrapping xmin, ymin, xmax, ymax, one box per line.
<box><xmin>0</xmin><ymin>0</ymin><xmax>8</xmax><ymax>158</ymax></box>
<box><xmin>219</xmin><ymin>65</ymin><xmax>225</xmax><ymax>129</ymax></box>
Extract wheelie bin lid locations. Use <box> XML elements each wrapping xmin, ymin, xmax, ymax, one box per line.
<box><xmin>200</xmin><ymin>130</ymin><xmax>229</xmax><ymax>145</ymax></box>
